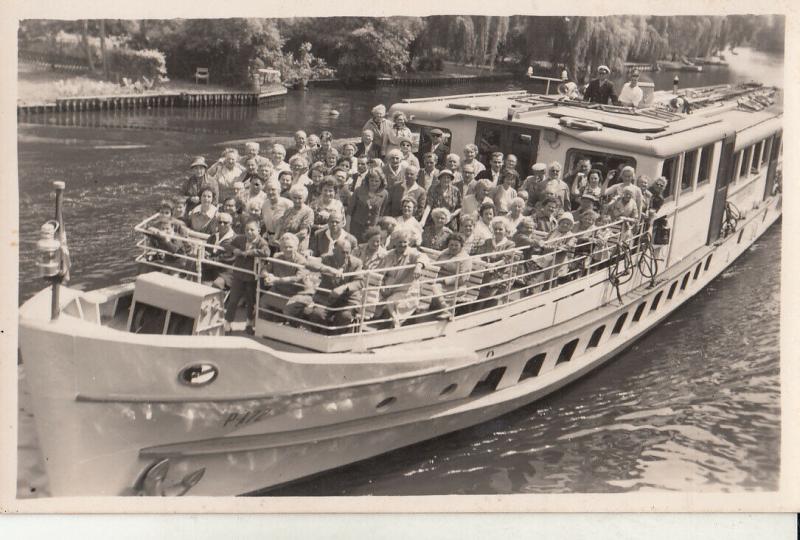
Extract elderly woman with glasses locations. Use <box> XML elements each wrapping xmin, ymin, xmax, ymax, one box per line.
<box><xmin>276</xmin><ymin>185</ymin><xmax>314</xmax><ymax>252</ymax></box>
<box><xmin>382</xmin><ymin>111</ymin><xmax>413</xmax><ymax>157</ymax></box>
<box><xmin>422</xmin><ymin>207</ymin><xmax>454</xmax><ymax>251</ymax></box>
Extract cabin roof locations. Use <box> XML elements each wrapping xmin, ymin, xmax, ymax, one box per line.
<box><xmin>393</xmin><ymin>85</ymin><xmax>782</xmax><ymax>159</ymax></box>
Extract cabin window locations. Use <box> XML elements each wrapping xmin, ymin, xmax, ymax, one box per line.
<box><xmin>587</xmin><ymin>325</ymin><xmax>605</xmax><ymax>349</ymax></box>
<box><xmin>475</xmin><ymin>123</ymin><xmax>505</xmax><ymax>167</ymax></box>
<box><xmin>660</xmin><ymin>155</ymin><xmax>680</xmax><ymax>199</ymax></box>
<box><xmin>650</xmin><ymin>291</ymin><xmax>663</xmax><ymax>311</ymax></box>
<box><xmin>667</xmin><ymin>281</ymin><xmax>678</xmax><ymax>300</ymax></box>
<box><xmin>697</xmin><ymin>143</ymin><xmax>714</xmax><ymax>186</ymax></box>
<box><xmin>693</xmin><ymin>262</ymin><xmax>702</xmax><ymax>280</ymax></box>
<box><xmin>681</xmin><ymin>149</ymin><xmax>698</xmax><ymax>193</ymax></box>
<box><xmin>632</xmin><ymin>302</ymin><xmax>647</xmax><ymax>322</ymax></box>
<box><xmin>409</xmin><ymin>123</ymin><xmax>452</xmax><ymax>155</ymax></box>
<box><xmin>680</xmin><ymin>272</ymin><xmax>690</xmax><ymax>290</ymax></box>
<box><xmin>475</xmin><ymin>122</ymin><xmax>539</xmax><ymax>174</ymax></box>
<box><xmin>471</xmin><ymin>367</ymin><xmax>507</xmax><ymax>396</ymax></box>
<box><xmin>612</xmin><ymin>312</ymin><xmax>628</xmax><ymax>335</ymax></box>
<box><xmin>739</xmin><ymin>146</ymin><xmax>752</xmax><ymax>179</ymax></box>
<box><xmin>751</xmin><ymin>141</ymin><xmax>764</xmax><ymax>173</ymax></box>
<box><xmin>519</xmin><ymin>353</ymin><xmax>547</xmax><ymax>381</ymax></box>
<box><xmin>704</xmin><ymin>254</ymin><xmax>713</xmax><ymax>271</ymax></box>
<box><xmin>566</xmin><ymin>149</ymin><xmax>636</xmax><ymax>188</ymax></box>
<box><xmin>730</xmin><ymin>150</ymin><xmax>742</xmax><ymax>185</ymax></box>
<box><xmin>556</xmin><ymin>339</ymin><xmax>580</xmax><ymax>365</ymax></box>
<box><xmin>761</xmin><ymin>137</ymin><xmax>772</xmax><ymax>167</ymax></box>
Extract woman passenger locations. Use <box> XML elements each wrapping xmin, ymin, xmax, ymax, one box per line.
<box><xmin>276</xmin><ymin>185</ymin><xmax>314</xmax><ymax>252</ymax></box>
<box><xmin>429</xmin><ymin>232</ymin><xmax>472</xmax><ymax>317</ymax></box>
<box><xmin>505</xmin><ymin>197</ymin><xmax>526</xmax><ymax>231</ymax></box>
<box><xmin>398</xmin><ymin>137</ymin><xmax>420</xmax><ymax>169</ymax></box>
<box><xmin>458</xmin><ymin>214</ymin><xmax>480</xmax><ymax>255</ymax></box>
<box><xmin>310</xmin><ymin>177</ymin><xmax>345</xmax><ymax>232</ymax></box>
<box><xmin>474</xmin><ymin>217</ymin><xmax>516</xmax><ymax>309</ymax></box>
<box><xmin>492</xmin><ymin>169</ymin><xmax>519</xmax><ymax>215</ymax></box>
<box><xmin>375</xmin><ymin>229</ymin><xmax>429</xmax><ymax>328</ymax></box>
<box><xmin>186</xmin><ymin>187</ymin><xmax>219</xmax><ymax>235</ymax></box>
<box><xmin>462</xmin><ymin>143</ymin><xmax>485</xmax><ymax>175</ymax></box>
<box><xmin>363</xmin><ymin>104</ymin><xmax>392</xmax><ymax>146</ymax></box>
<box><xmin>382</xmin><ymin>111</ymin><xmax>413</xmax><ymax>156</ymax></box>
<box><xmin>422</xmin><ymin>207</ymin><xmax>453</xmax><ymax>251</ymax></box>
<box><xmin>427</xmin><ymin>169</ymin><xmax>461</xmax><ymax>215</ymax></box>
<box><xmin>395</xmin><ymin>197</ymin><xmax>423</xmax><ymax>246</ymax></box>
<box><xmin>348</xmin><ymin>169</ymin><xmax>389</xmax><ymax>242</ymax></box>
<box><xmin>353</xmin><ymin>226</ymin><xmax>388</xmax><ymax>270</ymax></box>
<box><xmin>473</xmin><ymin>202</ymin><xmax>496</xmax><ymax>245</ymax></box>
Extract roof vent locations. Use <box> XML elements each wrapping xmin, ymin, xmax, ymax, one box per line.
<box><xmin>559</xmin><ymin>116</ymin><xmax>603</xmax><ymax>131</ymax></box>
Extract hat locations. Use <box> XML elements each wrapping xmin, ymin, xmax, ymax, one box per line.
<box><xmin>598</xmin><ymin>65</ymin><xmax>610</xmax><ymax>74</ymax></box>
<box><xmin>190</xmin><ymin>156</ymin><xmax>208</xmax><ymax>169</ymax></box>
<box><xmin>429</xmin><ymin>128</ymin><xmax>444</xmax><ymax>136</ymax></box>
<box><xmin>531</xmin><ymin>162</ymin><xmax>547</xmax><ymax>172</ymax></box>
<box><xmin>438</xmin><ymin>169</ymin><xmax>455</xmax><ymax>179</ymax></box>
<box><xmin>398</xmin><ymin>136</ymin><xmax>413</xmax><ymax>144</ymax></box>
<box><xmin>558</xmin><ymin>212</ymin><xmax>575</xmax><ymax>224</ymax></box>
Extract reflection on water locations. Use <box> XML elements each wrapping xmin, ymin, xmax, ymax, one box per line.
<box><xmin>17</xmin><ymin>47</ymin><xmax>781</xmax><ymax>495</ymax></box>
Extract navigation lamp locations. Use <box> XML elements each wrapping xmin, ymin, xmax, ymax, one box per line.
<box><xmin>36</xmin><ymin>221</ymin><xmax>61</xmax><ymax>278</ymax></box>
<box><xmin>673</xmin><ymin>75</ymin><xmax>680</xmax><ymax>95</ymax></box>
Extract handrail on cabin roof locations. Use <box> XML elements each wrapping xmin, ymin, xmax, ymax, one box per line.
<box><xmin>399</xmin><ymin>90</ymin><xmax>527</xmax><ymax>104</ymax></box>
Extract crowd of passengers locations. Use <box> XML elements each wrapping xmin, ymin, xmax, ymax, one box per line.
<box><xmin>142</xmin><ymin>104</ymin><xmax>669</xmax><ymax>334</ymax></box>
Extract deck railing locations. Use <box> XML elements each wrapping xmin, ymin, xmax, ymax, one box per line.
<box><xmin>133</xmin><ymin>214</ymin><xmax>654</xmax><ymax>336</ymax></box>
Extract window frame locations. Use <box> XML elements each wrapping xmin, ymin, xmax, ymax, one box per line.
<box><xmin>660</xmin><ymin>154</ymin><xmax>681</xmax><ymax>201</ymax></box>
<box><xmin>751</xmin><ymin>140</ymin><xmax>764</xmax><ymax>174</ymax></box>
<box><xmin>738</xmin><ymin>145</ymin><xmax>753</xmax><ymax>180</ymax></box>
<box><xmin>680</xmin><ymin>148</ymin><xmax>698</xmax><ymax>193</ymax></box>
<box><xmin>696</xmin><ymin>143</ymin><xmax>714</xmax><ymax>187</ymax></box>
<box><xmin>761</xmin><ymin>137</ymin><xmax>772</xmax><ymax>167</ymax></box>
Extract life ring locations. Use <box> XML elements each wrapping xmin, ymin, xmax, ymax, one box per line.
<box><xmin>559</xmin><ymin>116</ymin><xmax>603</xmax><ymax>131</ymax></box>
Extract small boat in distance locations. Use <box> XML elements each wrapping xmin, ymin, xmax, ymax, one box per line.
<box><xmin>19</xmin><ymin>81</ymin><xmax>782</xmax><ymax>496</ymax></box>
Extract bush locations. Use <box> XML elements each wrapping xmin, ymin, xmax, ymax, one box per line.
<box><xmin>108</xmin><ymin>47</ymin><xmax>168</xmax><ymax>82</ymax></box>
<box><xmin>414</xmin><ymin>47</ymin><xmax>447</xmax><ymax>72</ymax></box>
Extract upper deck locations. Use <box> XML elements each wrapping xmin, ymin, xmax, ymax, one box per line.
<box><xmin>390</xmin><ymin>83</ymin><xmax>782</xmax><ymax>159</ymax></box>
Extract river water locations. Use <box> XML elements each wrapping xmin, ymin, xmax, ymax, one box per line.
<box><xmin>16</xmin><ymin>47</ymin><xmax>782</xmax><ymax>496</ymax></box>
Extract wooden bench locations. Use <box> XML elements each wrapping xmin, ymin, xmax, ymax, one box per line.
<box><xmin>417</xmin><ymin>264</ymin><xmax>441</xmax><ymax>313</ymax></box>
<box><xmin>195</xmin><ymin>67</ymin><xmax>210</xmax><ymax>85</ymax></box>
<box><xmin>460</xmin><ymin>258</ymin><xmax>488</xmax><ymax>306</ymax></box>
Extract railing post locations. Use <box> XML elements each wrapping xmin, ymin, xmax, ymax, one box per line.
<box><xmin>357</xmin><ymin>273</ymin><xmax>371</xmax><ymax>334</ymax></box>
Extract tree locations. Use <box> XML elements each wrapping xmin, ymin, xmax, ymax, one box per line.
<box><xmin>99</xmin><ymin>19</ymin><xmax>109</xmax><ymax>79</ymax></box>
<box><xmin>81</xmin><ymin>20</ymin><xmax>95</xmax><ymax>72</ymax></box>
<box><xmin>336</xmin><ymin>18</ymin><xmax>423</xmax><ymax>81</ymax></box>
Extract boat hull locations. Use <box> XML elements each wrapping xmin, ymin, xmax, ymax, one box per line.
<box><xmin>18</xmin><ymin>198</ymin><xmax>781</xmax><ymax>496</ymax></box>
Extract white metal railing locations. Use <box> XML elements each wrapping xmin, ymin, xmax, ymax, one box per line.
<box><xmin>133</xmin><ymin>214</ymin><xmax>657</xmax><ymax>336</ymax></box>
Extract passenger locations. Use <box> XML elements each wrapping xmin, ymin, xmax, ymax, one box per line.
<box><xmin>322</xmin><ymin>147</ymin><xmax>340</xmax><ymax>174</ymax></box>
<box><xmin>289</xmin><ymin>155</ymin><xmax>313</xmax><ymax>193</ymax></box>
<box><xmin>259</xmin><ymin>232</ymin><xmax>309</xmax><ymax>322</ymax></box>
<box><xmin>156</xmin><ymin>199</ymin><xmax>189</xmax><ymax>235</ymax></box>
<box><xmin>355</xmin><ymin>129</ymin><xmax>382</xmax><ymax>159</ymax></box>
<box><xmin>604</xmin><ymin>165</ymin><xmax>643</xmax><ymax>209</ymax></box>
<box><xmin>382</xmin><ymin>148</ymin><xmax>406</xmax><ymax>189</ymax></box>
<box><xmin>542</xmin><ymin>161</ymin><xmax>571</xmax><ymax>212</ymax></box>
<box><xmin>417</xmin><ymin>152</ymin><xmax>440</xmax><ymax>192</ymax></box>
<box><xmin>268</xmin><ymin>144</ymin><xmax>291</xmax><ymax>183</ymax></box>
<box><xmin>304</xmin><ymin>238</ymin><xmax>365</xmax><ymax>333</ymax></box>
<box><xmin>648</xmin><ymin>175</ymin><xmax>668</xmax><ymax>214</ymax></box>
<box><xmin>278</xmin><ymin>170</ymin><xmax>294</xmax><ymax>198</ymax></box>
<box><xmin>476</xmin><ymin>151</ymin><xmax>504</xmax><ymax>187</ymax></box>
<box><xmin>340</xmin><ymin>143</ymin><xmax>358</xmax><ymax>174</ymax></box>
<box><xmin>395</xmin><ymin>198</ymin><xmax>423</xmax><ymax>247</ymax></box>
<box><xmin>241</xmin><ymin>157</ymin><xmax>260</xmax><ymax>184</ymax></box>
<box><xmin>520</xmin><ymin>162</ymin><xmax>548</xmax><ymax>209</ymax></box>
<box><xmin>566</xmin><ymin>158</ymin><xmax>592</xmax><ymax>204</ymax></box>
<box><xmin>377</xmin><ymin>216</ymin><xmax>398</xmax><ymax>246</ymax></box>
<box><xmin>458</xmin><ymin>214</ymin><xmax>480</xmax><ymax>255</ymax></box>
<box><xmin>208</xmin><ymin>148</ymin><xmax>245</xmax><ymax>202</ymax></box>
<box><xmin>533</xmin><ymin>195</ymin><xmax>561</xmax><ymax>234</ymax></box>
<box><xmin>331</xmin><ymin>166</ymin><xmax>353</xmax><ymax>211</ymax></box>
<box><xmin>505</xmin><ymin>197</ymin><xmax>526</xmax><ymax>231</ymax></box>
<box><xmin>186</xmin><ymin>187</ymin><xmax>219</xmax><ymax>235</ymax></box>
<box><xmin>352</xmin><ymin>226</ymin><xmax>388</xmax><ymax>270</ymax></box>
<box><xmin>348</xmin><ymin>169</ymin><xmax>389</xmax><ymax>243</ymax></box>
<box><xmin>429</xmin><ymin>232</ymin><xmax>471</xmax><ymax>317</ymax></box>
<box><xmin>260</xmin><ymin>178</ymin><xmax>293</xmax><ymax>248</ymax></box>
<box><xmin>221</xmin><ymin>197</ymin><xmax>243</xmax><ymax>233</ymax></box>
<box><xmin>473</xmin><ymin>201</ymin><xmax>496</xmax><ymax>245</ymax></box>
<box><xmin>511</xmin><ymin>216</ymin><xmax>546</xmax><ymax>294</ymax></box>
<box><xmin>257</xmin><ymin>160</ymin><xmax>273</xmax><ymax>183</ymax></box>
<box><xmin>311</xmin><ymin>131</ymin><xmax>334</xmax><ymax>165</ymax></box>
<box><xmin>224</xmin><ymin>218</ymin><xmax>270</xmax><ymax>334</ymax></box>
<box><xmin>426</xmin><ymin>169</ymin><xmax>462</xmax><ymax>215</ymax></box>
<box><xmin>382</xmin><ymin>111</ymin><xmax>413</xmax><ymax>156</ymax></box>
<box><xmin>307</xmin><ymin>162</ymin><xmax>327</xmax><ymax>200</ymax></box>
<box><xmin>309</xmin><ymin>209</ymin><xmax>356</xmax><ymax>257</ymax></box>
<box><xmin>286</xmin><ymin>130</ymin><xmax>309</xmax><ymax>161</ymax></box>
<box><xmin>618</xmin><ymin>69</ymin><xmax>644</xmax><ymax>108</ymax></box>
<box><xmin>183</xmin><ymin>156</ymin><xmax>212</xmax><ymax>211</ymax></box>
<box><xmin>310</xmin><ymin>177</ymin><xmax>346</xmax><ymax>232</ymax></box>
<box><xmin>543</xmin><ymin>212</ymin><xmax>578</xmax><ymax>282</ymax></box>
<box><xmin>204</xmin><ymin>212</ymin><xmax>237</xmax><ymax>286</ymax></box>
<box><xmin>460</xmin><ymin>163</ymin><xmax>478</xmax><ymax>195</ymax></box>
<box><xmin>142</xmin><ymin>217</ymin><xmax>186</xmax><ymax>272</ymax></box>
<box><xmin>399</xmin><ymin>137</ymin><xmax>420</xmax><ymax>169</ymax></box>
<box><xmin>374</xmin><ymin>229</ymin><xmax>430</xmax><ymax>328</ymax></box>
<box><xmin>276</xmin><ymin>185</ymin><xmax>314</xmax><ymax>252</ymax></box>
<box><xmin>306</xmin><ymin>133</ymin><xmax>321</xmax><ymax>153</ymax></box>
<box><xmin>474</xmin><ymin>217</ymin><xmax>516</xmax><ymax>309</ymax></box>
<box><xmin>363</xmin><ymin>105</ymin><xmax>392</xmax><ymax>147</ymax></box>
<box><xmin>388</xmin><ymin>164</ymin><xmax>426</xmax><ymax>219</ymax></box>
<box><xmin>232</xmin><ymin>181</ymin><xmax>246</xmax><ymax>211</ymax></box>
<box><xmin>607</xmin><ymin>185</ymin><xmax>641</xmax><ymax>221</ymax></box>
<box><xmin>462</xmin><ymin>143</ymin><xmax>486</xmax><ymax>175</ymax></box>
<box><xmin>637</xmin><ymin>175</ymin><xmax>653</xmax><ymax>213</ymax></box>
<box><xmin>462</xmin><ymin>178</ymin><xmax>493</xmax><ymax>218</ymax></box>
<box><xmin>504</xmin><ymin>154</ymin><xmax>519</xmax><ymax>178</ymax></box>
<box><xmin>583</xmin><ymin>64</ymin><xmax>618</xmax><ymax>105</ymax></box>
<box><xmin>441</xmin><ymin>153</ymin><xmax>464</xmax><ymax>188</ymax></box>
<box><xmin>573</xmin><ymin>209</ymin><xmax>600</xmax><ymax>273</ymax></box>
<box><xmin>239</xmin><ymin>142</ymin><xmax>266</xmax><ymax>167</ymax></box>
<box><xmin>239</xmin><ymin>175</ymin><xmax>266</xmax><ymax>210</ymax></box>
<box><xmin>491</xmin><ymin>169</ymin><xmax>519</xmax><ymax>215</ymax></box>
<box><xmin>580</xmin><ymin>169</ymin><xmax>605</xmax><ymax>202</ymax></box>
<box><xmin>352</xmin><ymin>156</ymin><xmax>371</xmax><ymax>190</ymax></box>
<box><xmin>421</xmin><ymin>207</ymin><xmax>454</xmax><ymax>251</ymax></box>
<box><xmin>172</xmin><ymin>195</ymin><xmax>188</xmax><ymax>221</ymax></box>
<box><xmin>420</xmin><ymin>128</ymin><xmax>449</xmax><ymax>165</ymax></box>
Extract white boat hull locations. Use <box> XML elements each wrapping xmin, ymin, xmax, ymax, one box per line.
<box><xmin>18</xmin><ymin>198</ymin><xmax>781</xmax><ymax>496</ymax></box>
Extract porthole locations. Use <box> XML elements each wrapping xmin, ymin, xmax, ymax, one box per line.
<box><xmin>440</xmin><ymin>383</ymin><xmax>458</xmax><ymax>396</ymax></box>
<box><xmin>178</xmin><ymin>363</ymin><xmax>218</xmax><ymax>387</ymax></box>
<box><xmin>376</xmin><ymin>397</ymin><xmax>397</xmax><ymax>409</ymax></box>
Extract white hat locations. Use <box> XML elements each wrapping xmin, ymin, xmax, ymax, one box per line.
<box><xmin>558</xmin><ymin>212</ymin><xmax>575</xmax><ymax>224</ymax></box>
<box><xmin>598</xmin><ymin>65</ymin><xmax>610</xmax><ymax>74</ymax></box>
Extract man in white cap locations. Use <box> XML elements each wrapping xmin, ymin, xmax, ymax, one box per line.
<box><xmin>584</xmin><ymin>65</ymin><xmax>618</xmax><ymax>105</ymax></box>
<box><xmin>619</xmin><ymin>69</ymin><xmax>644</xmax><ymax>108</ymax></box>
<box><xmin>521</xmin><ymin>162</ymin><xmax>549</xmax><ymax>209</ymax></box>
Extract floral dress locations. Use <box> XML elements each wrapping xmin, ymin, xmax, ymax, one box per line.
<box><xmin>421</xmin><ymin>226</ymin><xmax>453</xmax><ymax>251</ymax></box>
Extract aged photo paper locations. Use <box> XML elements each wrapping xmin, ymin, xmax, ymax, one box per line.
<box><xmin>1</xmin><ymin>0</ymin><xmax>798</xmax><ymax>523</ymax></box>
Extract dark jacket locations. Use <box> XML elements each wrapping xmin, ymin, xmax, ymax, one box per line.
<box><xmin>584</xmin><ymin>79</ymin><xmax>618</xmax><ymax>105</ymax></box>
<box><xmin>309</xmin><ymin>228</ymin><xmax>358</xmax><ymax>258</ymax></box>
<box><xmin>229</xmin><ymin>234</ymin><xmax>270</xmax><ymax>278</ymax></box>
<box><xmin>355</xmin><ymin>141</ymin><xmax>382</xmax><ymax>159</ymax></box>
<box><xmin>419</xmin><ymin>142</ymin><xmax>449</xmax><ymax>166</ymax></box>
